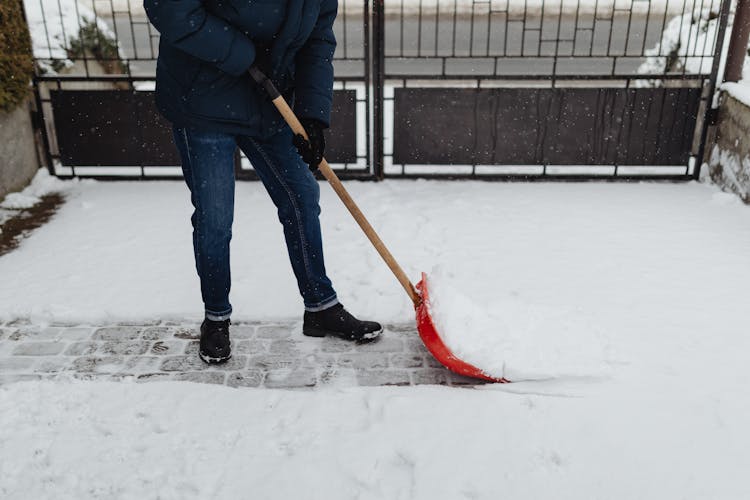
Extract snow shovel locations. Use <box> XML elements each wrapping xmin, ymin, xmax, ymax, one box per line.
<box><xmin>249</xmin><ymin>67</ymin><xmax>508</xmax><ymax>383</ymax></box>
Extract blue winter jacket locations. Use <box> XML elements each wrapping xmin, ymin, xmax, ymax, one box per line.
<box><xmin>143</xmin><ymin>0</ymin><xmax>337</xmax><ymax>137</ymax></box>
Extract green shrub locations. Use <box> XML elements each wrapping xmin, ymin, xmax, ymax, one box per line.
<box><xmin>0</xmin><ymin>0</ymin><xmax>34</xmax><ymax>112</ymax></box>
<box><xmin>68</xmin><ymin>21</ymin><xmax>128</xmax><ymax>75</ymax></box>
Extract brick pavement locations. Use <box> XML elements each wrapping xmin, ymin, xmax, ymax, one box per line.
<box><xmin>0</xmin><ymin>321</ymin><xmax>483</xmax><ymax>388</ymax></box>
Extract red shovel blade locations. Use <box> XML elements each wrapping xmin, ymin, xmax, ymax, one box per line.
<box><xmin>416</xmin><ymin>273</ymin><xmax>509</xmax><ymax>383</ymax></box>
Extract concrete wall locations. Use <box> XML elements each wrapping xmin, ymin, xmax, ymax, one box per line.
<box><xmin>706</xmin><ymin>92</ymin><xmax>750</xmax><ymax>204</ymax></box>
<box><xmin>0</xmin><ymin>99</ymin><xmax>39</xmax><ymax>201</ymax></box>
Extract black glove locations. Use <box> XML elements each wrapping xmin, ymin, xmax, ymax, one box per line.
<box><xmin>252</xmin><ymin>44</ymin><xmax>273</xmax><ymax>78</ymax></box>
<box><xmin>293</xmin><ymin>118</ymin><xmax>326</xmax><ymax>171</ymax></box>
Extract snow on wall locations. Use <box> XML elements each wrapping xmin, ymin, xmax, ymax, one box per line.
<box><xmin>708</xmin><ymin>145</ymin><xmax>750</xmax><ymax>202</ymax></box>
<box><xmin>706</xmin><ymin>89</ymin><xmax>750</xmax><ymax>203</ymax></box>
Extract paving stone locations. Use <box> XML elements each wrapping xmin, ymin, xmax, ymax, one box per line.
<box><xmin>32</xmin><ymin>327</ymin><xmax>67</xmax><ymax>340</ymax></box>
<box><xmin>357</xmin><ymin>337</ymin><xmax>404</xmax><ymax>353</ymax></box>
<box><xmin>160</xmin><ymin>355</ymin><xmax>247</xmax><ymax>372</ymax></box>
<box><xmin>137</xmin><ymin>373</ymin><xmax>173</xmax><ymax>382</ymax></box>
<box><xmin>230</xmin><ymin>325</ymin><xmax>257</xmax><ymax>339</ymax></box>
<box><xmin>256</xmin><ymin>325</ymin><xmax>294</xmax><ymax>339</ymax></box>
<box><xmin>449</xmin><ymin>373</ymin><xmax>488</xmax><ymax>387</ymax></box>
<box><xmin>92</xmin><ymin>326</ymin><xmax>143</xmax><ymax>341</ymax></box>
<box><xmin>389</xmin><ymin>353</ymin><xmax>424</xmax><ymax>369</ymax></box>
<box><xmin>268</xmin><ymin>339</ymin><xmax>302</xmax><ymax>355</ymax></box>
<box><xmin>64</xmin><ymin>341</ymin><xmax>149</xmax><ymax>356</ymax></box>
<box><xmin>48</xmin><ymin>321</ymin><xmax>82</xmax><ymax>327</ymax></box>
<box><xmin>0</xmin><ymin>320</ymin><xmax>488</xmax><ymax>389</ymax></box>
<box><xmin>149</xmin><ymin>341</ymin><xmax>185</xmax><ymax>355</ymax></box>
<box><xmin>234</xmin><ymin>339</ymin><xmax>269</xmax><ymax>355</ymax></box>
<box><xmin>264</xmin><ymin>369</ymin><xmax>317</xmax><ymax>389</ymax></box>
<box><xmin>72</xmin><ymin>356</ymin><xmax>126</xmax><ymax>373</ymax></box>
<box><xmin>64</xmin><ymin>342</ymin><xmax>98</xmax><ymax>356</ymax></box>
<box><xmin>173</xmin><ymin>329</ymin><xmax>200</xmax><ymax>340</ymax></box>
<box><xmin>317</xmin><ymin>367</ymin><xmax>358</xmax><ymax>385</ymax></box>
<box><xmin>0</xmin><ymin>328</ymin><xmax>13</xmax><ymax>341</ymax></box>
<box><xmin>170</xmin><ymin>326</ymin><xmax>200</xmax><ymax>340</ymax></box>
<box><xmin>411</xmin><ymin>369</ymin><xmax>451</xmax><ymax>386</ymax></box>
<box><xmin>337</xmin><ymin>352</ymin><xmax>388</xmax><ymax>370</ymax></box>
<box><xmin>301</xmin><ymin>353</ymin><xmax>335</xmax><ymax>369</ymax></box>
<box><xmin>98</xmin><ymin>341</ymin><xmax>150</xmax><ymax>356</ymax></box>
<box><xmin>116</xmin><ymin>320</ymin><xmax>160</xmax><ymax>326</ymax></box>
<box><xmin>227</xmin><ymin>370</ymin><xmax>264</xmax><ymax>388</ymax></box>
<box><xmin>122</xmin><ymin>356</ymin><xmax>162</xmax><ymax>373</ymax></box>
<box><xmin>356</xmin><ymin>370</ymin><xmax>411</xmax><ymax>387</ymax></box>
<box><xmin>184</xmin><ymin>341</ymin><xmax>200</xmax><ymax>356</ymax></box>
<box><xmin>58</xmin><ymin>327</ymin><xmax>96</xmax><ymax>341</ymax></box>
<box><xmin>385</xmin><ymin>324</ymin><xmax>418</xmax><ymax>334</ymax></box>
<box><xmin>12</xmin><ymin>342</ymin><xmax>66</xmax><ymax>356</ymax></box>
<box><xmin>8</xmin><ymin>327</ymin><xmax>40</xmax><ymax>341</ymax></box>
<box><xmin>71</xmin><ymin>373</ymin><xmax>131</xmax><ymax>382</ymax></box>
<box><xmin>174</xmin><ymin>371</ymin><xmax>226</xmax><ymax>385</ymax></box>
<box><xmin>34</xmin><ymin>358</ymin><xmax>72</xmax><ymax>373</ymax></box>
<box><xmin>425</xmin><ymin>355</ymin><xmax>445</xmax><ymax>368</ymax></box>
<box><xmin>6</xmin><ymin>319</ymin><xmax>31</xmax><ymax>327</ymax></box>
<box><xmin>140</xmin><ymin>327</ymin><xmax>174</xmax><ymax>340</ymax></box>
<box><xmin>318</xmin><ymin>338</ymin><xmax>356</xmax><ymax>353</ymax></box>
<box><xmin>0</xmin><ymin>357</ymin><xmax>36</xmax><ymax>371</ymax></box>
<box><xmin>247</xmin><ymin>354</ymin><xmax>300</xmax><ymax>371</ymax></box>
<box><xmin>405</xmin><ymin>338</ymin><xmax>431</xmax><ymax>354</ymax></box>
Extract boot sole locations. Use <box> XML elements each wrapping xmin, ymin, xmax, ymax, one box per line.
<box><xmin>199</xmin><ymin>351</ymin><xmax>232</xmax><ymax>364</ymax></box>
<box><xmin>303</xmin><ymin>325</ymin><xmax>383</xmax><ymax>342</ymax></box>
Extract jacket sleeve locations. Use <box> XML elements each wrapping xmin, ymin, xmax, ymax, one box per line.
<box><xmin>294</xmin><ymin>0</ymin><xmax>337</xmax><ymax>127</ymax></box>
<box><xmin>144</xmin><ymin>0</ymin><xmax>256</xmax><ymax>76</ymax></box>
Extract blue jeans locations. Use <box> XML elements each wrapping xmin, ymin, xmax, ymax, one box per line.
<box><xmin>172</xmin><ymin>126</ymin><xmax>338</xmax><ymax>320</ymax></box>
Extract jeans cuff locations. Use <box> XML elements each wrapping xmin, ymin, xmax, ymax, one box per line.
<box><xmin>205</xmin><ymin>308</ymin><xmax>232</xmax><ymax>321</ymax></box>
<box><xmin>304</xmin><ymin>295</ymin><xmax>339</xmax><ymax>313</ymax></box>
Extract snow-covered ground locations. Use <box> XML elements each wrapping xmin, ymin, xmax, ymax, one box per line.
<box><xmin>1</xmin><ymin>172</ymin><xmax>750</xmax><ymax>498</ymax></box>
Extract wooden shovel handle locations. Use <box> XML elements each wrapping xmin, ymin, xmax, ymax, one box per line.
<box><xmin>249</xmin><ymin>67</ymin><xmax>421</xmax><ymax>307</ymax></box>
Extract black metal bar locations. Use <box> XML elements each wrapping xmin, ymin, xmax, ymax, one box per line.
<box><xmin>33</xmin><ymin>80</ymin><xmax>55</xmax><ymax>176</ymax></box>
<box><xmin>373</xmin><ymin>0</ymin><xmax>385</xmax><ymax>179</ymax></box>
<box><xmin>383</xmin><ymin>174</ymin><xmax>695</xmax><ymax>182</ymax></box>
<box><xmin>694</xmin><ymin>0</ymin><xmax>732</xmax><ymax>179</ymax></box>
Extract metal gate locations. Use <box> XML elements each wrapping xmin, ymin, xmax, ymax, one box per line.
<box><xmin>28</xmin><ymin>0</ymin><xmax>731</xmax><ymax>180</ymax></box>
<box><xmin>377</xmin><ymin>0</ymin><xmax>732</xmax><ymax>179</ymax></box>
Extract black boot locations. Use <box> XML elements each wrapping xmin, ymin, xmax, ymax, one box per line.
<box><xmin>199</xmin><ymin>318</ymin><xmax>232</xmax><ymax>364</ymax></box>
<box><xmin>303</xmin><ymin>303</ymin><xmax>383</xmax><ymax>342</ymax></box>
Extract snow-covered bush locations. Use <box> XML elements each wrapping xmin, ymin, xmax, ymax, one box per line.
<box><xmin>0</xmin><ymin>0</ymin><xmax>34</xmax><ymax>111</ymax></box>
<box><xmin>23</xmin><ymin>0</ymin><xmax>123</xmax><ymax>75</ymax></box>
<box><xmin>638</xmin><ymin>7</ymin><xmax>721</xmax><ymax>84</ymax></box>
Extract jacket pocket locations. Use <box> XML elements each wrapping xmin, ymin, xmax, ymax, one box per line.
<box><xmin>186</xmin><ymin>64</ymin><xmax>253</xmax><ymax>124</ymax></box>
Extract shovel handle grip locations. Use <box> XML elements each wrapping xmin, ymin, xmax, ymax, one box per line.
<box><xmin>249</xmin><ymin>67</ymin><xmax>421</xmax><ymax>307</ymax></box>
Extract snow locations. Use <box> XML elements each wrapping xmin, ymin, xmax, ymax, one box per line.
<box><xmin>723</xmin><ymin>81</ymin><xmax>750</xmax><ymax>107</ymax></box>
<box><xmin>1</xmin><ymin>179</ymin><xmax>750</xmax><ymax>496</ymax></box>
<box><xmin>638</xmin><ymin>5</ymin><xmax>722</xmax><ymax>78</ymax></box>
<box><xmin>23</xmin><ymin>0</ymin><xmax>118</xmax><ymax>74</ymax></box>
<box><xmin>2</xmin><ymin>376</ymin><xmax>749</xmax><ymax>500</ymax></box>
<box><xmin>427</xmin><ymin>266</ymin><xmax>612</xmax><ymax>381</ymax></box>
<box><xmin>0</xmin><ymin>170</ymin><xmax>71</xmax><ymax>210</ymax></box>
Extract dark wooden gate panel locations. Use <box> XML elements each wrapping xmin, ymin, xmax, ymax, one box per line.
<box><xmin>393</xmin><ymin>88</ymin><xmax>701</xmax><ymax>167</ymax></box>
<box><xmin>50</xmin><ymin>90</ymin><xmax>358</xmax><ymax>168</ymax></box>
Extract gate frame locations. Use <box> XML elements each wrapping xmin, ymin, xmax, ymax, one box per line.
<box><xmin>29</xmin><ymin>0</ymin><xmax>733</xmax><ymax>181</ymax></box>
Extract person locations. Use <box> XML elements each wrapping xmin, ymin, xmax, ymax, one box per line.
<box><xmin>144</xmin><ymin>0</ymin><xmax>382</xmax><ymax>364</ymax></box>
